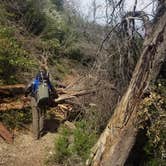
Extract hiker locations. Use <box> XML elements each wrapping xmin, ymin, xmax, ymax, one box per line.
<box><xmin>25</xmin><ymin>66</ymin><xmax>58</xmax><ymax>139</ymax></box>
<box><xmin>25</xmin><ymin>66</ymin><xmax>57</xmax><ymax>98</ymax></box>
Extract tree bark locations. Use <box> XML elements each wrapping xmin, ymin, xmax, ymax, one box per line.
<box><xmin>87</xmin><ymin>2</ymin><xmax>166</xmax><ymax>166</ymax></box>
<box><xmin>0</xmin><ymin>100</ymin><xmax>30</xmax><ymax>111</ymax></box>
<box><xmin>0</xmin><ymin>84</ymin><xmax>25</xmax><ymax>97</ymax></box>
<box><xmin>55</xmin><ymin>89</ymin><xmax>95</xmax><ymax>103</ymax></box>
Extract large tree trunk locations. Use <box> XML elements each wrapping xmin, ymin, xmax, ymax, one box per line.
<box><xmin>0</xmin><ymin>84</ymin><xmax>25</xmax><ymax>97</ymax></box>
<box><xmin>87</xmin><ymin>2</ymin><xmax>166</xmax><ymax>166</ymax></box>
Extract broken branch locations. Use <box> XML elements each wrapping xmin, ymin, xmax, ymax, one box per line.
<box><xmin>0</xmin><ymin>122</ymin><xmax>13</xmax><ymax>144</ymax></box>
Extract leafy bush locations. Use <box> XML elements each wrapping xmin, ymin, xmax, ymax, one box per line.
<box><xmin>23</xmin><ymin>1</ymin><xmax>46</xmax><ymax>35</ymax></box>
<box><xmin>71</xmin><ymin>121</ymin><xmax>97</xmax><ymax>161</ymax></box>
<box><xmin>139</xmin><ymin>79</ymin><xmax>166</xmax><ymax>165</ymax></box>
<box><xmin>65</xmin><ymin>46</ymin><xmax>83</xmax><ymax>61</ymax></box>
<box><xmin>0</xmin><ymin>4</ymin><xmax>9</xmax><ymax>24</ymax></box>
<box><xmin>53</xmin><ymin>127</ymin><xmax>71</xmax><ymax>163</ymax></box>
<box><xmin>49</xmin><ymin>121</ymin><xmax>98</xmax><ymax>165</ymax></box>
<box><xmin>35</xmin><ymin>39</ymin><xmax>60</xmax><ymax>59</ymax></box>
<box><xmin>0</xmin><ymin>26</ymin><xmax>34</xmax><ymax>84</ymax></box>
<box><xmin>0</xmin><ymin>108</ymin><xmax>32</xmax><ymax>130</ymax></box>
<box><xmin>1</xmin><ymin>0</ymin><xmax>46</xmax><ymax>35</ymax></box>
<box><xmin>50</xmin><ymin>0</ymin><xmax>64</xmax><ymax>11</ymax></box>
<box><xmin>1</xmin><ymin>0</ymin><xmax>26</xmax><ymax>21</ymax></box>
<box><xmin>42</xmin><ymin>15</ymin><xmax>68</xmax><ymax>42</ymax></box>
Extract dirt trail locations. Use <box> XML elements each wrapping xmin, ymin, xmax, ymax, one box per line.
<box><xmin>0</xmin><ymin>71</ymin><xmax>82</xmax><ymax>166</ymax></box>
<box><xmin>0</xmin><ymin>131</ymin><xmax>58</xmax><ymax>166</ymax></box>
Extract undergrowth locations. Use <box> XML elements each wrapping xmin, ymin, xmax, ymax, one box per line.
<box><xmin>0</xmin><ymin>26</ymin><xmax>35</xmax><ymax>84</ymax></box>
<box><xmin>139</xmin><ymin>79</ymin><xmax>166</xmax><ymax>165</ymax></box>
<box><xmin>47</xmin><ymin>121</ymin><xmax>98</xmax><ymax>166</ymax></box>
<box><xmin>0</xmin><ymin>108</ymin><xmax>32</xmax><ymax>130</ymax></box>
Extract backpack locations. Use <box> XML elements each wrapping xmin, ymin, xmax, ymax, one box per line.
<box><xmin>34</xmin><ymin>71</ymin><xmax>50</xmax><ymax>106</ymax></box>
<box><xmin>37</xmin><ymin>81</ymin><xmax>49</xmax><ymax>106</ymax></box>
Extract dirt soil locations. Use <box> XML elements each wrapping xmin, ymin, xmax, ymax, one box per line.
<box><xmin>0</xmin><ymin>131</ymin><xmax>58</xmax><ymax>166</ymax></box>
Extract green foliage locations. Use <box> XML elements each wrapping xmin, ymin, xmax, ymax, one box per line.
<box><xmin>64</xmin><ymin>46</ymin><xmax>83</xmax><ymax>61</ymax></box>
<box><xmin>0</xmin><ymin>108</ymin><xmax>32</xmax><ymax>130</ymax></box>
<box><xmin>0</xmin><ymin>26</ymin><xmax>34</xmax><ymax>84</ymax></box>
<box><xmin>42</xmin><ymin>15</ymin><xmax>69</xmax><ymax>42</ymax></box>
<box><xmin>23</xmin><ymin>1</ymin><xmax>46</xmax><ymax>35</ymax></box>
<box><xmin>71</xmin><ymin>121</ymin><xmax>97</xmax><ymax>161</ymax></box>
<box><xmin>0</xmin><ymin>0</ymin><xmax>90</xmax><ymax>85</ymax></box>
<box><xmin>0</xmin><ymin>26</ymin><xmax>13</xmax><ymax>38</ymax></box>
<box><xmin>139</xmin><ymin>79</ymin><xmax>166</xmax><ymax>165</ymax></box>
<box><xmin>54</xmin><ymin>127</ymin><xmax>72</xmax><ymax>163</ymax></box>
<box><xmin>50</xmin><ymin>0</ymin><xmax>64</xmax><ymax>11</ymax></box>
<box><xmin>49</xmin><ymin>121</ymin><xmax>98</xmax><ymax>165</ymax></box>
<box><xmin>42</xmin><ymin>8</ymin><xmax>82</xmax><ymax>60</ymax></box>
<box><xmin>1</xmin><ymin>0</ymin><xmax>46</xmax><ymax>35</ymax></box>
<box><xmin>0</xmin><ymin>4</ymin><xmax>8</xmax><ymax>24</ymax></box>
<box><xmin>55</xmin><ymin>61</ymin><xmax>69</xmax><ymax>74</ymax></box>
<box><xmin>35</xmin><ymin>39</ymin><xmax>60</xmax><ymax>58</ymax></box>
<box><xmin>0</xmin><ymin>0</ymin><xmax>26</xmax><ymax>21</ymax></box>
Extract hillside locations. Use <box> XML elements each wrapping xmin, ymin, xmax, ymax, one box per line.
<box><xmin>0</xmin><ymin>0</ymin><xmax>94</xmax><ymax>85</ymax></box>
<box><xmin>0</xmin><ymin>0</ymin><xmax>87</xmax><ymax>164</ymax></box>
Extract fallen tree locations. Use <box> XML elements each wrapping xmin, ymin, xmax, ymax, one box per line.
<box><xmin>0</xmin><ymin>84</ymin><xmax>25</xmax><ymax>97</ymax></box>
<box><xmin>87</xmin><ymin>1</ymin><xmax>166</xmax><ymax>165</ymax></box>
<box><xmin>55</xmin><ymin>89</ymin><xmax>96</xmax><ymax>103</ymax></box>
<box><xmin>0</xmin><ymin>89</ymin><xmax>95</xmax><ymax>111</ymax></box>
<box><xmin>0</xmin><ymin>100</ymin><xmax>30</xmax><ymax>111</ymax></box>
<box><xmin>0</xmin><ymin>88</ymin><xmax>95</xmax><ymax>143</ymax></box>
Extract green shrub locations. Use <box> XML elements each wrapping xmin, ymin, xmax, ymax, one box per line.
<box><xmin>35</xmin><ymin>39</ymin><xmax>60</xmax><ymax>62</ymax></box>
<box><xmin>49</xmin><ymin>58</ymin><xmax>71</xmax><ymax>81</ymax></box>
<box><xmin>50</xmin><ymin>0</ymin><xmax>64</xmax><ymax>11</ymax></box>
<box><xmin>72</xmin><ymin>121</ymin><xmax>97</xmax><ymax>161</ymax></box>
<box><xmin>139</xmin><ymin>79</ymin><xmax>166</xmax><ymax>165</ymax></box>
<box><xmin>0</xmin><ymin>4</ymin><xmax>9</xmax><ymax>25</ymax></box>
<box><xmin>42</xmin><ymin>15</ymin><xmax>67</xmax><ymax>42</ymax></box>
<box><xmin>0</xmin><ymin>108</ymin><xmax>32</xmax><ymax>130</ymax></box>
<box><xmin>54</xmin><ymin>127</ymin><xmax>72</xmax><ymax>163</ymax></box>
<box><xmin>1</xmin><ymin>0</ymin><xmax>26</xmax><ymax>21</ymax></box>
<box><xmin>2</xmin><ymin>0</ymin><xmax>46</xmax><ymax>35</ymax></box>
<box><xmin>51</xmin><ymin>0</ymin><xmax>64</xmax><ymax>11</ymax></box>
<box><xmin>23</xmin><ymin>1</ymin><xmax>46</xmax><ymax>35</ymax></box>
<box><xmin>65</xmin><ymin>46</ymin><xmax>83</xmax><ymax>61</ymax></box>
<box><xmin>0</xmin><ymin>26</ymin><xmax>34</xmax><ymax>84</ymax></box>
<box><xmin>50</xmin><ymin>121</ymin><xmax>98</xmax><ymax>165</ymax></box>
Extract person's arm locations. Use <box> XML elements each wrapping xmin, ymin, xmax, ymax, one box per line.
<box><xmin>25</xmin><ymin>81</ymin><xmax>34</xmax><ymax>97</ymax></box>
<box><xmin>47</xmin><ymin>79</ymin><xmax>58</xmax><ymax>99</ymax></box>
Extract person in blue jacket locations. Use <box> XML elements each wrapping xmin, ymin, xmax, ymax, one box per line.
<box><xmin>25</xmin><ymin>67</ymin><xmax>58</xmax><ymax>99</ymax></box>
<box><xmin>25</xmin><ymin>66</ymin><xmax>58</xmax><ymax>139</ymax></box>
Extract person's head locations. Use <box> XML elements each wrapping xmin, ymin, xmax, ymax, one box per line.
<box><xmin>39</xmin><ymin>64</ymin><xmax>47</xmax><ymax>72</ymax></box>
<box><xmin>37</xmin><ymin>64</ymin><xmax>49</xmax><ymax>80</ymax></box>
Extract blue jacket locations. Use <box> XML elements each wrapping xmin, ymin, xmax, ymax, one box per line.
<box><xmin>25</xmin><ymin>73</ymin><xmax>54</xmax><ymax>97</ymax></box>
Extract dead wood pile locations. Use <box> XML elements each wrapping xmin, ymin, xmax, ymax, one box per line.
<box><xmin>0</xmin><ymin>84</ymin><xmax>95</xmax><ymax>143</ymax></box>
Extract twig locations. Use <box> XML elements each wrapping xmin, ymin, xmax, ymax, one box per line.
<box><xmin>96</xmin><ymin>23</ymin><xmax>121</xmax><ymax>56</ymax></box>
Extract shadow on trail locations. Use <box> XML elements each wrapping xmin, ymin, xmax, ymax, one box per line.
<box><xmin>44</xmin><ymin>118</ymin><xmax>61</xmax><ymax>133</ymax></box>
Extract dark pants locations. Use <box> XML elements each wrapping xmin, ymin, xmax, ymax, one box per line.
<box><xmin>31</xmin><ymin>97</ymin><xmax>46</xmax><ymax>139</ymax></box>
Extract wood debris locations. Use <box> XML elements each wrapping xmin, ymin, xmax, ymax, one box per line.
<box><xmin>0</xmin><ymin>88</ymin><xmax>95</xmax><ymax>111</ymax></box>
<box><xmin>0</xmin><ymin>122</ymin><xmax>13</xmax><ymax>144</ymax></box>
<box><xmin>0</xmin><ymin>84</ymin><xmax>25</xmax><ymax>97</ymax></box>
<box><xmin>0</xmin><ymin>84</ymin><xmax>95</xmax><ymax>143</ymax></box>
